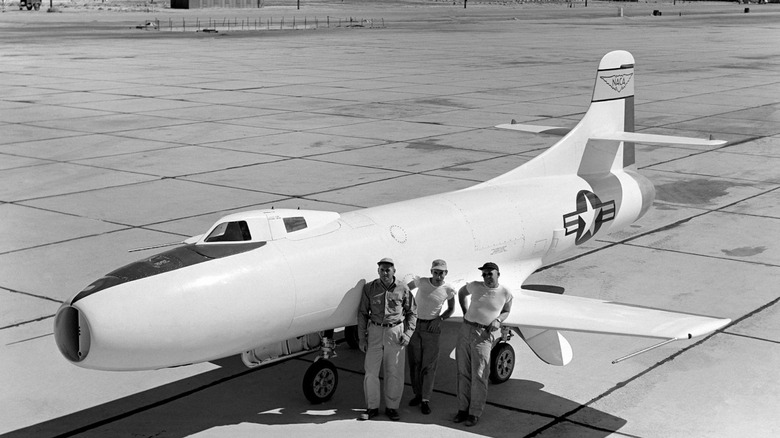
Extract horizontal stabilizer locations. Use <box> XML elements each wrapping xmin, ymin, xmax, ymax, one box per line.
<box><xmin>592</xmin><ymin>132</ymin><xmax>727</xmax><ymax>147</ymax></box>
<box><xmin>496</xmin><ymin>123</ymin><xmax>726</xmax><ymax>147</ymax></box>
<box><xmin>504</xmin><ymin>289</ymin><xmax>730</xmax><ymax>341</ymax></box>
<box><xmin>495</xmin><ymin>123</ymin><xmax>571</xmax><ymax>136</ymax></box>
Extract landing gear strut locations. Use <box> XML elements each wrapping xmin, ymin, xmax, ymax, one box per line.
<box><xmin>302</xmin><ymin>330</ymin><xmax>339</xmax><ymax>403</ymax></box>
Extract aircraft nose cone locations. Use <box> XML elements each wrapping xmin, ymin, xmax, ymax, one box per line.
<box><xmin>54</xmin><ymin>304</ymin><xmax>90</xmax><ymax>363</ymax></box>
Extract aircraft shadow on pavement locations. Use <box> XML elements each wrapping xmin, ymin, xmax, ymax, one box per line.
<box><xmin>12</xmin><ymin>328</ymin><xmax>625</xmax><ymax>438</ymax></box>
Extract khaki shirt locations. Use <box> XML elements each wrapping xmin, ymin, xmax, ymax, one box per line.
<box><xmin>358</xmin><ymin>278</ymin><xmax>417</xmax><ymax>343</ymax></box>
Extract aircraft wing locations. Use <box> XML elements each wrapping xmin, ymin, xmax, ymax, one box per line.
<box><xmin>504</xmin><ymin>289</ymin><xmax>731</xmax><ymax>340</ymax></box>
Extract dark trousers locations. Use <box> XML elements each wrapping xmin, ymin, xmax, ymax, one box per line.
<box><xmin>407</xmin><ymin>318</ymin><xmax>442</xmax><ymax>401</ymax></box>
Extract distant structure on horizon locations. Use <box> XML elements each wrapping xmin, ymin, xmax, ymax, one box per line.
<box><xmin>172</xmin><ymin>0</ymin><xmax>261</xmax><ymax>9</ymax></box>
<box><xmin>170</xmin><ymin>0</ymin><xmax>780</xmax><ymax>11</ymax></box>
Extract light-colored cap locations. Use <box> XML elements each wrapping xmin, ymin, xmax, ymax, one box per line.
<box><xmin>431</xmin><ymin>259</ymin><xmax>448</xmax><ymax>271</ymax></box>
<box><xmin>377</xmin><ymin>257</ymin><xmax>395</xmax><ymax>266</ymax></box>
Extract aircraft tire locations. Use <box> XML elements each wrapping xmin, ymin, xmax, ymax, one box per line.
<box><xmin>302</xmin><ymin>359</ymin><xmax>338</xmax><ymax>404</ymax></box>
<box><xmin>489</xmin><ymin>342</ymin><xmax>515</xmax><ymax>384</ymax></box>
<box><xmin>344</xmin><ymin>325</ymin><xmax>360</xmax><ymax>349</ymax></box>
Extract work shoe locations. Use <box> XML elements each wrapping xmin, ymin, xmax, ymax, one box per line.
<box><xmin>408</xmin><ymin>395</ymin><xmax>422</xmax><ymax>406</ymax></box>
<box><xmin>453</xmin><ymin>410</ymin><xmax>468</xmax><ymax>423</ymax></box>
<box><xmin>421</xmin><ymin>400</ymin><xmax>431</xmax><ymax>415</ymax></box>
<box><xmin>358</xmin><ymin>408</ymin><xmax>378</xmax><ymax>421</ymax></box>
<box><xmin>465</xmin><ymin>415</ymin><xmax>479</xmax><ymax>427</ymax></box>
<box><xmin>385</xmin><ymin>408</ymin><xmax>400</xmax><ymax>421</ymax></box>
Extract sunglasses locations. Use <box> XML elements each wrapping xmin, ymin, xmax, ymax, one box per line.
<box><xmin>431</xmin><ymin>270</ymin><xmax>446</xmax><ymax>275</ymax></box>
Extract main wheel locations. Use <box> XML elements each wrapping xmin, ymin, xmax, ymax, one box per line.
<box><xmin>489</xmin><ymin>342</ymin><xmax>515</xmax><ymax>384</ymax></box>
<box><xmin>302</xmin><ymin>359</ymin><xmax>338</xmax><ymax>404</ymax></box>
<box><xmin>344</xmin><ymin>325</ymin><xmax>359</xmax><ymax>349</ymax></box>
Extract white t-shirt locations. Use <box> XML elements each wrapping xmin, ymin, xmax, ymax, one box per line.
<box><xmin>413</xmin><ymin>276</ymin><xmax>456</xmax><ymax>320</ymax></box>
<box><xmin>463</xmin><ymin>281</ymin><xmax>513</xmax><ymax>326</ymax></box>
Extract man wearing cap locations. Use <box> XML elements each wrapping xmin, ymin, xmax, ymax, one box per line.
<box><xmin>357</xmin><ymin>257</ymin><xmax>417</xmax><ymax>422</ymax></box>
<box><xmin>406</xmin><ymin>259</ymin><xmax>457</xmax><ymax>415</ymax></box>
<box><xmin>453</xmin><ymin>262</ymin><xmax>513</xmax><ymax>427</ymax></box>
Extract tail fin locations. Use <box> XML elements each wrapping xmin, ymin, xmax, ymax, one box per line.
<box><xmin>491</xmin><ymin>50</ymin><xmax>725</xmax><ymax>183</ymax></box>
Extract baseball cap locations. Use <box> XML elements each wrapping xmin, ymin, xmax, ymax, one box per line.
<box><xmin>477</xmin><ymin>262</ymin><xmax>499</xmax><ymax>272</ymax></box>
<box><xmin>431</xmin><ymin>259</ymin><xmax>448</xmax><ymax>271</ymax></box>
<box><xmin>377</xmin><ymin>257</ymin><xmax>395</xmax><ymax>266</ymax></box>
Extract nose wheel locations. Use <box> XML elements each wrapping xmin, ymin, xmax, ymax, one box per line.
<box><xmin>303</xmin><ymin>358</ymin><xmax>338</xmax><ymax>403</ymax></box>
<box><xmin>302</xmin><ymin>331</ymin><xmax>340</xmax><ymax>403</ymax></box>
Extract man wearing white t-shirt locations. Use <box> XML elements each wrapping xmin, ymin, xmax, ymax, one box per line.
<box><xmin>453</xmin><ymin>262</ymin><xmax>513</xmax><ymax>427</ymax></box>
<box><xmin>406</xmin><ymin>259</ymin><xmax>456</xmax><ymax>415</ymax></box>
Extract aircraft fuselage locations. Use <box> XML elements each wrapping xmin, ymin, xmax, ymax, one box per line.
<box><xmin>55</xmin><ymin>168</ymin><xmax>652</xmax><ymax>371</ymax></box>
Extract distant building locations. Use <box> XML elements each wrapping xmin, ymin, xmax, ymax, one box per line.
<box><xmin>171</xmin><ymin>0</ymin><xmax>262</xmax><ymax>9</ymax></box>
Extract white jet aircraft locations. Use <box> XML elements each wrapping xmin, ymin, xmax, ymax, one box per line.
<box><xmin>54</xmin><ymin>50</ymin><xmax>731</xmax><ymax>403</ymax></box>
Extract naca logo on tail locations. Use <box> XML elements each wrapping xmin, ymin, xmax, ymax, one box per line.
<box><xmin>563</xmin><ymin>190</ymin><xmax>616</xmax><ymax>245</ymax></box>
<box><xmin>600</xmin><ymin>73</ymin><xmax>633</xmax><ymax>93</ymax></box>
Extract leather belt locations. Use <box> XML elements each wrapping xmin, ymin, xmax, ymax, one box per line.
<box><xmin>464</xmin><ymin>318</ymin><xmax>491</xmax><ymax>330</ymax></box>
<box><xmin>370</xmin><ymin>319</ymin><xmax>402</xmax><ymax>328</ymax></box>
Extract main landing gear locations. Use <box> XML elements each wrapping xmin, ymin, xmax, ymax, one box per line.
<box><xmin>489</xmin><ymin>326</ymin><xmax>516</xmax><ymax>384</ymax></box>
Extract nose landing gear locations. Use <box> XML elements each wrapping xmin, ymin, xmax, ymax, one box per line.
<box><xmin>242</xmin><ymin>329</ymin><xmax>347</xmax><ymax>404</ymax></box>
<box><xmin>302</xmin><ymin>332</ymin><xmax>339</xmax><ymax>403</ymax></box>
<box><xmin>303</xmin><ymin>357</ymin><xmax>338</xmax><ymax>403</ymax></box>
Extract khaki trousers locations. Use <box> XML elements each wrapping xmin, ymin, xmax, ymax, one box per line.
<box><xmin>364</xmin><ymin>323</ymin><xmax>406</xmax><ymax>409</ymax></box>
<box><xmin>456</xmin><ymin>322</ymin><xmax>496</xmax><ymax>417</ymax></box>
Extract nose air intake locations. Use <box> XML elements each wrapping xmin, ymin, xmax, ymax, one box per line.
<box><xmin>54</xmin><ymin>305</ymin><xmax>90</xmax><ymax>363</ymax></box>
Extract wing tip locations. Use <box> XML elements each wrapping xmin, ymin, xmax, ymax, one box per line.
<box><xmin>685</xmin><ymin>317</ymin><xmax>732</xmax><ymax>339</ymax></box>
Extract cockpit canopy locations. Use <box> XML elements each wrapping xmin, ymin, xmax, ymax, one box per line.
<box><xmin>204</xmin><ymin>220</ymin><xmax>252</xmax><ymax>243</ymax></box>
<box><xmin>196</xmin><ymin>209</ymin><xmax>341</xmax><ymax>244</ymax></box>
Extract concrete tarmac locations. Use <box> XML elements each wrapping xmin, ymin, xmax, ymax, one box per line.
<box><xmin>1</xmin><ymin>2</ymin><xmax>779</xmax><ymax>437</ymax></box>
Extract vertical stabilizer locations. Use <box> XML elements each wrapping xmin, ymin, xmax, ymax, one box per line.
<box><xmin>487</xmin><ymin>50</ymin><xmax>637</xmax><ymax>183</ymax></box>
<box><xmin>491</xmin><ymin>50</ymin><xmax>723</xmax><ymax>185</ymax></box>
<box><xmin>585</xmin><ymin>50</ymin><xmax>636</xmax><ymax>171</ymax></box>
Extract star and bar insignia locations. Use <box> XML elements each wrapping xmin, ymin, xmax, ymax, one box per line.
<box><xmin>563</xmin><ymin>190</ymin><xmax>616</xmax><ymax>245</ymax></box>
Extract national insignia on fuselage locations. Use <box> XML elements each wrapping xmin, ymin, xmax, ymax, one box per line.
<box><xmin>563</xmin><ymin>190</ymin><xmax>616</xmax><ymax>245</ymax></box>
